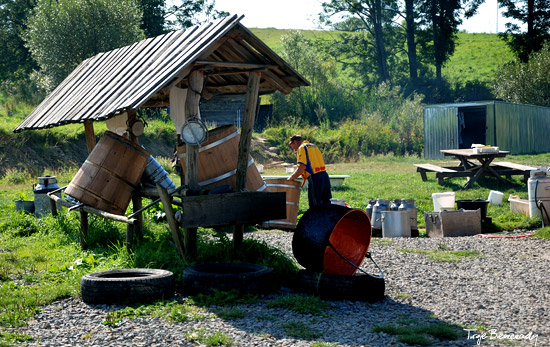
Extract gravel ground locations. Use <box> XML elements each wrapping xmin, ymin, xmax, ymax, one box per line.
<box><xmin>14</xmin><ymin>230</ymin><xmax>549</xmax><ymax>347</ymax></box>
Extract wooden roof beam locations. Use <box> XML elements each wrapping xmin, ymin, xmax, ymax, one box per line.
<box><xmin>194</xmin><ymin>60</ymin><xmax>275</xmax><ymax>70</ymax></box>
<box><xmin>262</xmin><ymin>70</ymin><xmax>293</xmax><ymax>95</ymax></box>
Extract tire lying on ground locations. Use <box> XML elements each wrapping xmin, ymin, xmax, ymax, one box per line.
<box><xmin>181</xmin><ymin>262</ymin><xmax>275</xmax><ymax>295</ymax></box>
<box><xmin>80</xmin><ymin>269</ymin><xmax>175</xmax><ymax>305</ymax></box>
<box><xmin>296</xmin><ymin>270</ymin><xmax>385</xmax><ymax>302</ymax></box>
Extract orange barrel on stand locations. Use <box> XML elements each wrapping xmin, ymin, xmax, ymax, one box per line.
<box><xmin>292</xmin><ymin>204</ymin><xmax>372</xmax><ymax>275</ymax></box>
<box><xmin>261</xmin><ymin>179</ymin><xmax>301</xmax><ymax>229</ymax></box>
<box><xmin>176</xmin><ymin>125</ymin><xmax>266</xmax><ymax>191</ymax></box>
<box><xmin>65</xmin><ymin>131</ymin><xmax>150</xmax><ymax>215</ymax></box>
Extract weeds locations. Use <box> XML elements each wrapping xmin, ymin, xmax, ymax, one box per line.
<box><xmin>186</xmin><ymin>328</ymin><xmax>233</xmax><ymax>346</ymax></box>
<box><xmin>267</xmin><ymin>294</ymin><xmax>329</xmax><ymax>315</ymax></box>
<box><xmin>280</xmin><ymin>321</ymin><xmax>323</xmax><ymax>339</ymax></box>
<box><xmin>373</xmin><ymin>321</ymin><xmax>464</xmax><ymax>346</ymax></box>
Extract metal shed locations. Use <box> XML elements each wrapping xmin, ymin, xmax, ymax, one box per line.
<box><xmin>423</xmin><ymin>100</ymin><xmax>550</xmax><ymax>159</ymax></box>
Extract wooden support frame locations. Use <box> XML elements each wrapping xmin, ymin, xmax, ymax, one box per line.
<box><xmin>157</xmin><ymin>185</ymin><xmax>186</xmax><ymax>259</ymax></box>
<box><xmin>182</xmin><ymin>70</ymin><xmax>204</xmax><ymax>260</ymax></box>
<box><xmin>233</xmin><ymin>71</ymin><xmax>261</xmax><ymax>250</ymax></box>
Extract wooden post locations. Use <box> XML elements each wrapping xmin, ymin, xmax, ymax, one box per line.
<box><xmin>81</xmin><ymin>121</ymin><xmax>96</xmax><ymax>246</ymax></box>
<box><xmin>234</xmin><ymin>71</ymin><xmax>261</xmax><ymax>251</ymax></box>
<box><xmin>183</xmin><ymin>71</ymin><xmax>204</xmax><ymax>260</ymax></box>
<box><xmin>157</xmin><ymin>184</ymin><xmax>186</xmax><ymax>259</ymax></box>
<box><xmin>83</xmin><ymin>120</ymin><xmax>96</xmax><ymax>153</ymax></box>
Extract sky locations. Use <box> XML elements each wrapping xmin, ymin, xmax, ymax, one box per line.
<box><xmin>214</xmin><ymin>0</ymin><xmax>511</xmax><ymax>34</ymax></box>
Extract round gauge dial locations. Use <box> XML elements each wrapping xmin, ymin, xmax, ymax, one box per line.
<box><xmin>181</xmin><ymin>120</ymin><xmax>207</xmax><ymax>145</ymax></box>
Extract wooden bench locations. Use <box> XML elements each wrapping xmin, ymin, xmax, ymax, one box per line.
<box><xmin>492</xmin><ymin>161</ymin><xmax>538</xmax><ymax>181</ymax></box>
<box><xmin>414</xmin><ymin>164</ymin><xmax>458</xmax><ymax>184</ymax></box>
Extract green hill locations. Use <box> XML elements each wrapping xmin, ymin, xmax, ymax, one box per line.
<box><xmin>250</xmin><ymin>28</ymin><xmax>514</xmax><ymax>86</ymax></box>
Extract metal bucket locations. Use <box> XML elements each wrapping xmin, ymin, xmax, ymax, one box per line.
<box><xmin>381</xmin><ymin>210</ymin><xmax>411</xmax><ymax>238</ymax></box>
<box><xmin>33</xmin><ymin>176</ymin><xmax>61</xmax><ymax>217</ymax></box>
<box><xmin>292</xmin><ymin>204</ymin><xmax>372</xmax><ymax>276</ymax></box>
<box><xmin>142</xmin><ymin>155</ymin><xmax>176</xmax><ymax>190</ymax></box>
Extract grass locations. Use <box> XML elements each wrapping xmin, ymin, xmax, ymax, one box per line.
<box><xmin>266</xmin><ymin>294</ymin><xmax>329</xmax><ymax>315</ymax></box>
<box><xmin>251</xmin><ymin>28</ymin><xmax>513</xmax><ymax>88</ymax></box>
<box><xmin>396</xmin><ymin>248</ymin><xmax>483</xmax><ymax>262</ymax></box>
<box><xmin>372</xmin><ymin>321</ymin><xmax>465</xmax><ymax>346</ymax></box>
<box><xmin>280</xmin><ymin>321</ymin><xmax>323</xmax><ymax>339</ymax></box>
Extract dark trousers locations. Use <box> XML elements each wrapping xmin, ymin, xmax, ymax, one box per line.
<box><xmin>307</xmin><ymin>171</ymin><xmax>332</xmax><ymax>207</ymax></box>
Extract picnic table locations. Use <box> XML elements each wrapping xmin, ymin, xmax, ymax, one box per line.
<box><xmin>415</xmin><ymin>148</ymin><xmax>537</xmax><ymax>189</ymax></box>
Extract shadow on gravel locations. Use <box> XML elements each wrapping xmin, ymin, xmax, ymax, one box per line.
<box><xmin>191</xmin><ymin>293</ymin><xmax>470</xmax><ymax>347</ymax></box>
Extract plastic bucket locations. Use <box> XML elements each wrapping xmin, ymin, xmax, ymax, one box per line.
<box><xmin>65</xmin><ymin>131</ymin><xmax>150</xmax><ymax>215</ymax></box>
<box><xmin>292</xmin><ymin>204</ymin><xmax>372</xmax><ymax>276</ymax></box>
<box><xmin>455</xmin><ymin>199</ymin><xmax>489</xmax><ymax>221</ymax></box>
<box><xmin>261</xmin><ymin>179</ymin><xmax>301</xmax><ymax>229</ymax></box>
<box><xmin>432</xmin><ymin>192</ymin><xmax>455</xmax><ymax>212</ymax></box>
<box><xmin>177</xmin><ymin>125</ymin><xmax>265</xmax><ymax>191</ymax></box>
<box><xmin>381</xmin><ymin>211</ymin><xmax>411</xmax><ymax>237</ymax></box>
<box><xmin>488</xmin><ymin>190</ymin><xmax>503</xmax><ymax>205</ymax></box>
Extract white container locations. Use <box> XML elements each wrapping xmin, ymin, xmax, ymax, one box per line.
<box><xmin>330</xmin><ymin>198</ymin><xmax>347</xmax><ymax>207</ymax></box>
<box><xmin>472</xmin><ymin>146</ymin><xmax>498</xmax><ymax>154</ymax></box>
<box><xmin>508</xmin><ymin>195</ymin><xmax>530</xmax><ymax>216</ymax></box>
<box><xmin>432</xmin><ymin>192</ymin><xmax>455</xmax><ymax>212</ymax></box>
<box><xmin>256</xmin><ymin>164</ymin><xmax>264</xmax><ymax>174</ymax></box>
<box><xmin>488</xmin><ymin>190</ymin><xmax>504</xmax><ymax>205</ymax></box>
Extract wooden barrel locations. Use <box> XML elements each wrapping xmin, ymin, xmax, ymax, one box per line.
<box><xmin>65</xmin><ymin>131</ymin><xmax>150</xmax><ymax>215</ymax></box>
<box><xmin>261</xmin><ymin>179</ymin><xmax>301</xmax><ymax>229</ymax></box>
<box><xmin>176</xmin><ymin>125</ymin><xmax>266</xmax><ymax>191</ymax></box>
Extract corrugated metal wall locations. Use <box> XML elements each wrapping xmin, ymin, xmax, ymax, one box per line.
<box><xmin>424</xmin><ymin>106</ymin><xmax>459</xmax><ymax>159</ymax></box>
<box><xmin>495</xmin><ymin>102</ymin><xmax>550</xmax><ymax>154</ymax></box>
<box><xmin>423</xmin><ymin>101</ymin><xmax>550</xmax><ymax>158</ymax></box>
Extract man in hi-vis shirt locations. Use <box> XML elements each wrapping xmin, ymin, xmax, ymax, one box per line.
<box><xmin>287</xmin><ymin>135</ymin><xmax>332</xmax><ymax>207</ymax></box>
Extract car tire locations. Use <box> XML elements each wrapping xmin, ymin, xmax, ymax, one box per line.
<box><xmin>296</xmin><ymin>269</ymin><xmax>385</xmax><ymax>302</ymax></box>
<box><xmin>80</xmin><ymin>269</ymin><xmax>175</xmax><ymax>305</ymax></box>
<box><xmin>181</xmin><ymin>262</ymin><xmax>275</xmax><ymax>295</ymax></box>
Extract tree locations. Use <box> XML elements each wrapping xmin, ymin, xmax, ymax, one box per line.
<box><xmin>492</xmin><ymin>42</ymin><xmax>550</xmax><ymax>106</ymax></box>
<box><xmin>417</xmin><ymin>0</ymin><xmax>482</xmax><ymax>81</ymax></box>
<box><xmin>165</xmin><ymin>0</ymin><xmax>228</xmax><ymax>30</ymax></box>
<box><xmin>25</xmin><ymin>0</ymin><xmax>145</xmax><ymax>92</ymax></box>
<box><xmin>321</xmin><ymin>0</ymin><xmax>398</xmax><ymax>84</ymax></box>
<box><xmin>498</xmin><ymin>0</ymin><xmax>550</xmax><ymax>62</ymax></box>
<box><xmin>0</xmin><ymin>0</ymin><xmax>37</xmax><ymax>82</ymax></box>
<box><xmin>138</xmin><ymin>0</ymin><xmax>166</xmax><ymax>37</ymax></box>
<box><xmin>270</xmin><ymin>30</ymin><xmax>356</xmax><ymax>125</ymax></box>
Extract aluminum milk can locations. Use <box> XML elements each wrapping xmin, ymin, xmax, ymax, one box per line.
<box><xmin>365</xmin><ymin>199</ymin><xmax>376</xmax><ymax>220</ymax></box>
<box><xmin>33</xmin><ymin>176</ymin><xmax>61</xmax><ymax>217</ymax></box>
<box><xmin>398</xmin><ymin>199</ymin><xmax>418</xmax><ymax>230</ymax></box>
<box><xmin>371</xmin><ymin>198</ymin><xmax>390</xmax><ymax>229</ymax></box>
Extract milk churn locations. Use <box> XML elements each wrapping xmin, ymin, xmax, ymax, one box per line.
<box><xmin>398</xmin><ymin>199</ymin><xmax>418</xmax><ymax>231</ymax></box>
<box><xmin>371</xmin><ymin>199</ymin><xmax>390</xmax><ymax>229</ymax></box>
<box><xmin>390</xmin><ymin>199</ymin><xmax>401</xmax><ymax>211</ymax></box>
<box><xmin>365</xmin><ymin>199</ymin><xmax>376</xmax><ymax>220</ymax></box>
<box><xmin>33</xmin><ymin>176</ymin><xmax>61</xmax><ymax>217</ymax></box>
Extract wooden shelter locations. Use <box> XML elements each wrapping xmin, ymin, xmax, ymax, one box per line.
<box><xmin>15</xmin><ymin>15</ymin><xmax>309</xmax><ymax>259</ymax></box>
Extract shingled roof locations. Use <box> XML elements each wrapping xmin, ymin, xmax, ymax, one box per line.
<box><xmin>14</xmin><ymin>14</ymin><xmax>309</xmax><ymax>133</ymax></box>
